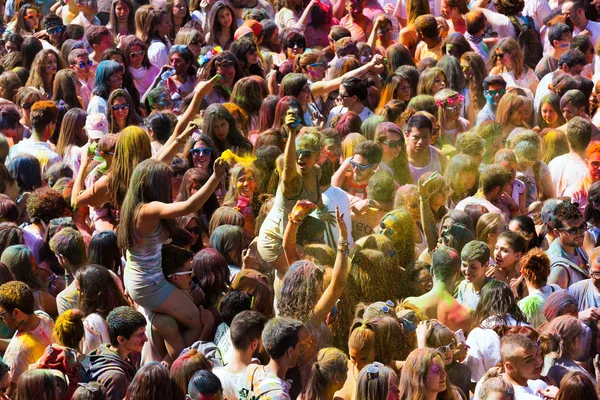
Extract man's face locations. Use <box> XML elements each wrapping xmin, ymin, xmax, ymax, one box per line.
<box><xmin>563</xmin><ymin>63</ymin><xmax>584</xmax><ymax>77</ymax></box>
<box><xmin>95</xmin><ymin>34</ymin><xmax>114</xmax><ymax>55</ymax></box>
<box><xmin>47</xmin><ymin>24</ymin><xmax>65</xmax><ymax>47</ymax></box>
<box><xmin>554</xmin><ymin>32</ymin><xmax>572</xmax><ymax>51</ymax></box>
<box><xmin>79</xmin><ymin>0</ymin><xmax>98</xmax><ymax>15</ymax></box>
<box><xmin>508</xmin><ymin>345</ymin><xmax>543</xmax><ymax>382</ymax></box>
<box><xmin>121</xmin><ymin>326</ymin><xmax>148</xmax><ymax>353</ymax></box>
<box><xmin>0</xmin><ymin>306</ymin><xmax>18</xmax><ymax>331</ymax></box>
<box><xmin>71</xmin><ymin>55</ymin><xmax>91</xmax><ymax>79</ymax></box>
<box><xmin>590</xmin><ymin>259</ymin><xmax>600</xmax><ymax>291</ymax></box>
<box><xmin>461</xmin><ymin>260</ymin><xmax>486</xmax><ymax>284</ymax></box>
<box><xmin>338</xmin><ymin>85</ymin><xmax>357</xmax><ymax>109</ymax></box>
<box><xmin>405</xmin><ymin>126</ymin><xmax>431</xmax><ymax>153</ymax></box>
<box><xmin>562</xmin><ymin>2</ymin><xmax>583</xmax><ymax>27</ymax></box>
<box><xmin>350</xmin><ymin>154</ymin><xmax>377</xmax><ymax>183</ymax></box>
<box><xmin>587</xmin><ymin>152</ymin><xmax>600</xmax><ymax>181</ymax></box>
<box><xmin>556</xmin><ymin>216</ymin><xmax>585</xmax><ymax>248</ymax></box>
<box><xmin>346</xmin><ymin>0</ymin><xmax>363</xmax><ymax>19</ymax></box>
<box><xmin>561</xmin><ymin>102</ymin><xmax>584</xmax><ymax>121</ymax></box>
<box><xmin>484</xmin><ymin>84</ymin><xmax>505</xmax><ymax>106</ymax></box>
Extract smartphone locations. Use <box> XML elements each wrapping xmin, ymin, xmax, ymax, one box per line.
<box><xmin>454</xmin><ymin>329</ymin><xmax>466</xmax><ymax>346</ymax></box>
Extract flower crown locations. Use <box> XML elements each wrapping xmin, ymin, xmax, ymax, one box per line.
<box><xmin>198</xmin><ymin>46</ymin><xmax>222</xmax><ymax>67</ymax></box>
<box><xmin>435</xmin><ymin>94</ymin><xmax>464</xmax><ymax>108</ymax></box>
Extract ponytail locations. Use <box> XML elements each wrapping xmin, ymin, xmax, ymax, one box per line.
<box><xmin>300</xmin><ymin>348</ymin><xmax>348</xmax><ymax>400</ymax></box>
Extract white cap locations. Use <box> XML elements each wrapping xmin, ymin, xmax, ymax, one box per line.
<box><xmin>85</xmin><ymin>113</ymin><xmax>108</xmax><ymax>140</ymax></box>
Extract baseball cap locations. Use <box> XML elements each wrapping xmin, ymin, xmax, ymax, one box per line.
<box><xmin>85</xmin><ymin>113</ymin><xmax>108</xmax><ymax>140</ymax></box>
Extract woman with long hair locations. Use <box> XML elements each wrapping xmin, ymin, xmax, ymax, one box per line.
<box><xmin>541</xmin><ymin>315</ymin><xmax>596</xmax><ymax>385</ymax></box>
<box><xmin>398</xmin><ymin>0</ymin><xmax>430</xmax><ymax>57</ymax></box>
<box><xmin>541</xmin><ymin>129</ymin><xmax>569</xmax><ymax>165</ymax></box>
<box><xmin>121</xmin><ymin>35</ymin><xmax>160</xmax><ymax>98</ymax></box>
<box><xmin>7</xmin><ymin>155</ymin><xmax>41</xmax><ymax>223</ymax></box>
<box><xmin>509</xmin><ymin>215</ymin><xmax>540</xmax><ymax>252</ymax></box>
<box><xmin>198</xmin><ymin>51</ymin><xmax>245</xmax><ymax>106</ymax></box>
<box><xmin>25</xmin><ymin>49</ymin><xmax>64</xmax><ymax>97</ymax></box>
<box><xmin>201</xmin><ymin>104</ymin><xmax>252</xmax><ymax>154</ymax></box>
<box><xmin>300</xmin><ymin>348</ymin><xmax>348</xmax><ymax>400</ymax></box>
<box><xmin>583</xmin><ymin>181</ymin><xmax>600</xmax><ymax>254</ymax></box>
<box><xmin>87</xmin><ymin>231</ymin><xmax>122</xmax><ymax>276</ymax></box>
<box><xmin>230</xmin><ymin>269</ymin><xmax>275</xmax><ymax>318</ymax></box>
<box><xmin>142</xmin><ymin>9</ymin><xmax>173</xmax><ymax>68</ymax></box>
<box><xmin>206</xmin><ymin>1</ymin><xmax>237</xmax><ymax>49</ymax></box>
<box><xmin>460</xmin><ymin>52</ymin><xmax>487</xmax><ymax>112</ymax></box>
<box><xmin>192</xmin><ymin>248</ymin><xmax>231</xmax><ymax>319</ymax></box>
<box><xmin>55</xmin><ymin>108</ymin><xmax>87</xmax><ymax>175</ymax></box>
<box><xmin>174</xmin><ymin>28</ymin><xmax>205</xmax><ymax>59</ymax></box>
<box><xmin>107</xmin><ymin>0</ymin><xmax>135</xmax><ymax>37</ymax></box>
<box><xmin>0</xmin><ymin>245</ymin><xmax>57</xmax><ymax>317</ymax></box>
<box><xmin>116</xmin><ymin>157</ymin><xmax>226</xmax><ymax>360</ymax></box>
<box><xmin>437</xmin><ymin>54</ymin><xmax>475</xmax><ymax>123</ymax></box>
<box><xmin>417</xmin><ymin>67</ymin><xmax>447</xmax><ymax>96</ymax></box>
<box><xmin>170</xmin><ymin>349</ymin><xmax>212</xmax><ymax>400</ymax></box>
<box><xmin>126</xmin><ymin>362</ymin><xmax>174</xmax><ymax>400</ymax></box>
<box><xmin>210</xmin><ymin>224</ymin><xmax>244</xmax><ymax>279</ymax></box>
<box><xmin>14</xmin><ymin>370</ymin><xmax>58</xmax><ymax>400</ymax></box>
<box><xmin>222</xmin><ymin>163</ymin><xmax>258</xmax><ymax>239</ymax></box>
<box><xmin>9</xmin><ymin>4</ymin><xmax>42</xmax><ymax>35</ymax></box>
<box><xmin>164</xmin><ymin>0</ymin><xmax>191</xmax><ymax>40</ymax></box>
<box><xmin>489</xmin><ymin>37</ymin><xmax>539</xmax><ymax>96</ymax></box>
<box><xmin>476</xmin><ymin>213</ymin><xmax>507</xmax><ymax>256</ymax></box>
<box><xmin>376</xmin><ymin>73</ymin><xmax>412</xmax><ymax>114</ymax></box>
<box><xmin>167</xmin><ymin>45</ymin><xmax>196</xmax><ymax>98</ymax></box>
<box><xmin>496</xmin><ymin>93</ymin><xmax>528</xmax><ymax>138</ymax></box>
<box><xmin>399</xmin><ymin>348</ymin><xmax>460</xmax><ymax>400</ymax></box>
<box><xmin>76</xmin><ymin>264</ymin><xmax>129</xmax><ymax>353</ymax></box>
<box><xmin>556</xmin><ymin>372</ymin><xmax>599</xmax><ymax>400</ymax></box>
<box><xmin>51</xmin><ymin>69</ymin><xmax>83</xmax><ymax>109</ymax></box>
<box><xmin>444</xmin><ymin>154</ymin><xmax>478</xmax><ymax>208</ymax></box>
<box><xmin>176</xmin><ymin>167</ymin><xmax>219</xmax><ymax>225</ymax></box>
<box><xmin>537</xmin><ymin>93</ymin><xmax>566</xmax><ymax>131</ymax></box>
<box><xmin>231</xmin><ymin>76</ymin><xmax>268</xmax><ymax>133</ymax></box>
<box><xmin>434</xmin><ymin>88</ymin><xmax>471</xmax><ymax>146</ymax></box>
<box><xmin>230</xmin><ymin>37</ymin><xmax>265</xmax><ymax>79</ymax></box>
<box><xmin>466</xmin><ymin>280</ymin><xmax>529</xmax><ymax>383</ymax></box>
<box><xmin>374</xmin><ymin>122</ymin><xmax>411</xmax><ymax>185</ymax></box>
<box><xmin>87</xmin><ymin>60</ymin><xmax>123</xmax><ymax>115</ymax></box>
<box><xmin>106</xmin><ymin>89</ymin><xmax>143</xmax><ymax>134</ymax></box>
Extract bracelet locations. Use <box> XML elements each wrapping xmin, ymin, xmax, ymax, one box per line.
<box><xmin>337</xmin><ymin>240</ymin><xmax>349</xmax><ymax>256</ymax></box>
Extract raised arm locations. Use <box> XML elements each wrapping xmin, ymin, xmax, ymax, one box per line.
<box><xmin>331</xmin><ymin>157</ymin><xmax>351</xmax><ymax>188</ymax></box>
<box><xmin>71</xmin><ymin>143</ymin><xmax>109</xmax><ymax>209</ymax></box>
<box><xmin>311</xmin><ymin>55</ymin><xmax>384</xmax><ymax>98</ymax></box>
<box><xmin>314</xmin><ymin>206</ymin><xmax>350</xmax><ymax>325</ymax></box>
<box><xmin>281</xmin><ymin>111</ymin><xmax>302</xmax><ymax>199</ymax></box>
<box><xmin>283</xmin><ymin>200</ymin><xmax>318</xmax><ymax>266</ymax></box>
<box><xmin>140</xmin><ymin>158</ymin><xmax>227</xmax><ymax>221</ymax></box>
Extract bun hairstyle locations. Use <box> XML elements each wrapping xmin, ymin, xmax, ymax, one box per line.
<box><xmin>54</xmin><ymin>309</ymin><xmax>85</xmax><ymax>349</ymax></box>
<box><xmin>538</xmin><ymin>315</ymin><xmax>582</xmax><ymax>358</ymax></box>
<box><xmin>519</xmin><ymin>248</ymin><xmax>550</xmax><ymax>287</ymax></box>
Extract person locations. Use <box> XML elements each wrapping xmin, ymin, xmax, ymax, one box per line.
<box><xmin>473</xmin><ymin>334</ymin><xmax>550</xmax><ymax>400</ymax></box>
<box><xmin>142</xmin><ymin>9</ymin><xmax>173</xmax><ymax>69</ymax></box>
<box><xmin>537</xmin><ymin>94</ymin><xmax>567</xmax><ymax>131</ymax></box>
<box><xmin>405</xmin><ymin>245</ymin><xmax>472</xmax><ymax>334</ymax></box>
<box><xmin>339</xmin><ymin>0</ymin><xmax>373</xmax><ymax>42</ymax></box>
<box><xmin>405</xmin><ymin>114</ymin><xmax>447</xmax><ymax>183</ymax></box>
<box><xmin>327</xmin><ymin>78</ymin><xmax>375</xmax><ymax>127</ymax></box>
<box><xmin>492</xmin><ymin>231</ymin><xmax>527</xmax><ymax>301</ymax></box>
<box><xmin>0</xmin><ymin>281</ymin><xmax>54</xmax><ymax>397</ymax></box>
<box><xmin>13</xmin><ymin>370</ymin><xmax>62</xmax><ymax>400</ymax></box>
<box><xmin>240</xmin><ymin>317</ymin><xmax>304</xmax><ymax>399</ymax></box>
<box><xmin>457</xmin><ymin>240</ymin><xmax>491</xmax><ymax>310</ymax></box>
<box><xmin>564</xmin><ymin>143</ymin><xmax>600</xmax><ymax>213</ymax></box>
<box><xmin>87</xmin><ymin>60</ymin><xmax>124</xmax><ymax>115</ymax></box>
<box><xmin>535</xmin><ymin>23</ymin><xmax>572</xmax><ymax>80</ymax></box>
<box><xmin>125</xmin><ymin>362</ymin><xmax>173</xmax><ymax>400</ymax></box>
<box><xmin>187</xmin><ymin>370</ymin><xmax>224</xmax><ymax>400</ymax></box>
<box><xmin>562</xmin><ymin>0</ymin><xmax>600</xmax><ymax>48</ymax></box>
<box><xmin>89</xmin><ymin>306</ymin><xmax>147</xmax><ymax>400</ymax></box>
<box><xmin>542</xmin><ymin>315</ymin><xmax>597</xmax><ymax>385</ymax></box>
<box><xmin>332</xmin><ymin>140</ymin><xmax>382</xmax><ymax>199</ymax></box>
<box><xmin>169</xmin><ymin>348</ymin><xmax>213</xmax><ymax>400</ymax></box>
<box><xmin>414</xmin><ymin>14</ymin><xmax>444</xmax><ymax>63</ymax></box>
<box><xmin>518</xmin><ymin>249</ymin><xmax>561</xmax><ymax>328</ymax></box>
<box><xmin>465</xmin><ymin>280</ymin><xmax>529</xmax><ymax>383</ymax></box>
<box><xmin>456</xmin><ymin>164</ymin><xmax>511</xmax><ymax>216</ymax></box>
<box><xmin>71</xmin><ymin>0</ymin><xmax>102</xmax><ymax>31</ymax></box>
<box><xmin>212</xmin><ymin>311</ymin><xmax>267</xmax><ymax>399</ymax></box>
<box><xmin>5</xmin><ymin>101</ymin><xmax>61</xmax><ymax>175</ymax></box>
<box><xmin>398</xmin><ymin>348</ymin><xmax>461</xmax><ymax>400</ymax></box>
<box><xmin>299</xmin><ymin>348</ymin><xmax>348</xmax><ymax>400</ymax></box>
<box><xmin>568</xmin><ymin>246</ymin><xmax>600</xmax><ymax>312</ymax></box>
<box><xmin>49</xmin><ymin>228</ymin><xmax>87</xmax><ymax>314</ymax></box>
<box><xmin>478</xmin><ymin>377</ymin><xmax>516</xmax><ymax>400</ymax></box>
<box><xmin>547</xmin><ymin>200</ymin><xmax>590</xmax><ymax>289</ymax></box>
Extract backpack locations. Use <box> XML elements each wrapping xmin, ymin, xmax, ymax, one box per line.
<box><xmin>239</xmin><ymin>365</ymin><xmax>290</xmax><ymax>400</ymax></box>
<box><xmin>508</xmin><ymin>15</ymin><xmax>543</xmax><ymax>70</ymax></box>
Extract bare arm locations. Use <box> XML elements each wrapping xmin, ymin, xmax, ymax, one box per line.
<box><xmin>331</xmin><ymin>158</ymin><xmax>350</xmax><ymax>188</ymax></box>
<box><xmin>313</xmin><ymin>207</ymin><xmax>350</xmax><ymax>325</ymax></box>
<box><xmin>311</xmin><ymin>55</ymin><xmax>384</xmax><ymax>98</ymax></box>
<box><xmin>281</xmin><ymin>115</ymin><xmax>302</xmax><ymax>199</ymax></box>
<box><xmin>548</xmin><ymin>265</ymin><xmax>569</xmax><ymax>289</ymax></box>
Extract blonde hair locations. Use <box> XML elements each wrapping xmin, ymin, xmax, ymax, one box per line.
<box><xmin>342</xmin><ymin>132</ymin><xmax>367</xmax><ymax>160</ymax></box>
<box><xmin>489</xmin><ymin>37</ymin><xmax>527</xmax><ymax>79</ymax></box>
<box><xmin>301</xmin><ymin>348</ymin><xmax>348</xmax><ymax>399</ymax></box>
<box><xmin>496</xmin><ymin>93</ymin><xmax>526</xmax><ymax>129</ymax></box>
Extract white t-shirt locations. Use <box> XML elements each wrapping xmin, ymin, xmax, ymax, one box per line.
<box><xmin>315</xmin><ymin>186</ymin><xmax>354</xmax><ymax>248</ymax></box>
<box><xmin>213</xmin><ymin>365</ymin><xmax>245</xmax><ymax>400</ymax></box>
<box><xmin>548</xmin><ymin>153</ymin><xmax>588</xmax><ymax>196</ymax></box>
<box><xmin>5</xmin><ymin>139</ymin><xmax>62</xmax><ymax>175</ymax></box>
<box><xmin>129</xmin><ymin>64</ymin><xmax>161</xmax><ymax>98</ymax></box>
<box><xmin>534</xmin><ymin>71</ymin><xmax>554</xmax><ymax>113</ymax></box>
<box><xmin>474</xmin><ymin>377</ymin><xmax>547</xmax><ymax>400</ymax></box>
<box><xmin>326</xmin><ymin>105</ymin><xmax>374</xmax><ymax>127</ymax></box>
<box><xmin>82</xmin><ymin>313</ymin><xmax>110</xmax><ymax>354</ymax></box>
<box><xmin>568</xmin><ymin>279</ymin><xmax>600</xmax><ymax>311</ymax></box>
<box><xmin>523</xmin><ymin>0</ymin><xmax>552</xmax><ymax>31</ymax></box>
<box><xmin>148</xmin><ymin>39</ymin><xmax>171</xmax><ymax>70</ymax></box>
<box><xmin>574</xmin><ymin>20</ymin><xmax>600</xmax><ymax>49</ymax></box>
<box><xmin>480</xmin><ymin>9</ymin><xmax>517</xmax><ymax>40</ymax></box>
<box><xmin>455</xmin><ymin>197</ymin><xmax>503</xmax><ymax>215</ymax></box>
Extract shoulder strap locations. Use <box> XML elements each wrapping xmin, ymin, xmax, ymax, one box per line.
<box><xmin>533</xmin><ymin>160</ymin><xmax>543</xmax><ymax>201</ymax></box>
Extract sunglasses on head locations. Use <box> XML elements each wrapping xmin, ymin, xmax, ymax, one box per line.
<box><xmin>129</xmin><ymin>50</ymin><xmax>145</xmax><ymax>58</ymax></box>
<box><xmin>380</xmin><ymin>220</ymin><xmax>394</xmax><ymax>235</ymax></box>
<box><xmin>111</xmin><ymin>103</ymin><xmax>129</xmax><ymax>111</ymax></box>
<box><xmin>366</xmin><ymin>362</ymin><xmax>384</xmax><ymax>380</ymax></box>
<box><xmin>190</xmin><ymin>147</ymin><xmax>212</xmax><ymax>157</ymax></box>
<box><xmin>76</xmin><ymin>60</ymin><xmax>93</xmax><ymax>69</ymax></box>
<box><xmin>47</xmin><ymin>25</ymin><xmax>65</xmax><ymax>35</ymax></box>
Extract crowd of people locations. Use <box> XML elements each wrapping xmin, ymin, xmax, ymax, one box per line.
<box><xmin>4</xmin><ymin>0</ymin><xmax>600</xmax><ymax>398</ymax></box>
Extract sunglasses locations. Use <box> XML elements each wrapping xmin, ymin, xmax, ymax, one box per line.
<box><xmin>21</xmin><ymin>102</ymin><xmax>33</xmax><ymax>110</ymax></box>
<box><xmin>309</xmin><ymin>61</ymin><xmax>325</xmax><ymax>68</ymax></box>
<box><xmin>379</xmin><ymin>139</ymin><xmax>401</xmax><ymax>149</ymax></box>
<box><xmin>47</xmin><ymin>25</ymin><xmax>65</xmax><ymax>35</ymax></box>
<box><xmin>559</xmin><ymin>222</ymin><xmax>587</xmax><ymax>236</ymax></box>
<box><xmin>129</xmin><ymin>50</ymin><xmax>145</xmax><ymax>58</ymax></box>
<box><xmin>111</xmin><ymin>103</ymin><xmax>129</xmax><ymax>111</ymax></box>
<box><xmin>296</xmin><ymin>149</ymin><xmax>316</xmax><ymax>159</ymax></box>
<box><xmin>190</xmin><ymin>147</ymin><xmax>212</xmax><ymax>157</ymax></box>
<box><xmin>496</xmin><ymin>52</ymin><xmax>507</xmax><ymax>59</ymax></box>
<box><xmin>375</xmin><ymin>300</ymin><xmax>395</xmax><ymax>315</ymax></box>
<box><xmin>76</xmin><ymin>60</ymin><xmax>93</xmax><ymax>69</ymax></box>
<box><xmin>24</xmin><ymin>14</ymin><xmax>40</xmax><ymax>19</ymax></box>
<box><xmin>189</xmin><ymin>40</ymin><xmax>203</xmax><ymax>46</ymax></box>
<box><xmin>349</xmin><ymin>158</ymin><xmax>374</xmax><ymax>171</ymax></box>
<box><xmin>380</xmin><ymin>220</ymin><xmax>394</xmax><ymax>235</ymax></box>
<box><xmin>168</xmin><ymin>270</ymin><xmax>194</xmax><ymax>278</ymax></box>
<box><xmin>287</xmin><ymin>40</ymin><xmax>304</xmax><ymax>49</ymax></box>
<box><xmin>484</xmin><ymin>89</ymin><xmax>506</xmax><ymax>97</ymax></box>
<box><xmin>79</xmin><ymin>0</ymin><xmax>97</xmax><ymax>5</ymax></box>
<box><xmin>186</xmin><ymin>226</ymin><xmax>200</xmax><ymax>235</ymax></box>
<box><xmin>436</xmin><ymin>342</ymin><xmax>456</xmax><ymax>355</ymax></box>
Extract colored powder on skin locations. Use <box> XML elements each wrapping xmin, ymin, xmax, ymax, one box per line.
<box><xmin>220</xmin><ymin>149</ymin><xmax>256</xmax><ymax>167</ymax></box>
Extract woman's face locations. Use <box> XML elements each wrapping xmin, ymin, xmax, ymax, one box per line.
<box><xmin>426</xmin><ymin>357</ymin><xmax>447</xmax><ymax>393</ymax></box>
<box><xmin>379</xmin><ymin>131</ymin><xmax>402</xmax><ymax>159</ymax></box>
<box><xmin>510</xmin><ymin>105</ymin><xmax>525</xmax><ymax>126</ymax></box>
<box><xmin>45</xmin><ymin>53</ymin><xmax>58</xmax><ymax>75</ymax></box>
<box><xmin>173</xmin><ymin>0</ymin><xmax>187</xmax><ymax>18</ymax></box>
<box><xmin>349</xmin><ymin>345</ymin><xmax>375</xmax><ymax>372</ymax></box>
<box><xmin>541</xmin><ymin>102</ymin><xmax>559</xmax><ymax>126</ymax></box>
<box><xmin>359</xmin><ymin>47</ymin><xmax>373</xmax><ymax>64</ymax></box>
<box><xmin>460</xmin><ymin>59</ymin><xmax>473</xmax><ymax>81</ymax></box>
<box><xmin>395</xmin><ymin>79</ymin><xmax>411</xmax><ymax>102</ymax></box>
<box><xmin>306</xmin><ymin>60</ymin><xmax>326</xmax><ymax>82</ymax></box>
<box><xmin>237</xmin><ymin>169</ymin><xmax>257</xmax><ymax>199</ymax></box>
<box><xmin>444</xmin><ymin>97</ymin><xmax>461</xmax><ymax>120</ymax></box>
<box><xmin>171</xmin><ymin>51</ymin><xmax>189</xmax><ymax>74</ymax></box>
<box><xmin>110</xmin><ymin>54</ymin><xmax>125</xmax><ymax>69</ymax></box>
<box><xmin>187</xmin><ymin>38</ymin><xmax>203</xmax><ymax>58</ymax></box>
<box><xmin>245</xmin><ymin>46</ymin><xmax>259</xmax><ymax>65</ymax></box>
<box><xmin>213</xmin><ymin>117</ymin><xmax>230</xmax><ymax>140</ymax></box>
<box><xmin>5</xmin><ymin>40</ymin><xmax>19</xmax><ymax>53</ymax></box>
<box><xmin>297</xmin><ymin>82</ymin><xmax>312</xmax><ymax>108</ymax></box>
<box><xmin>457</xmin><ymin>171</ymin><xmax>477</xmax><ymax>194</ymax></box>
<box><xmin>286</xmin><ymin>38</ymin><xmax>304</xmax><ymax>58</ymax></box>
<box><xmin>436</xmin><ymin>340</ymin><xmax>456</xmax><ymax>366</ymax></box>
<box><xmin>24</xmin><ymin>8</ymin><xmax>40</xmax><ymax>30</ymax></box>
<box><xmin>191</xmin><ymin>140</ymin><xmax>212</xmax><ymax>171</ymax></box>
<box><xmin>111</xmin><ymin>96</ymin><xmax>130</xmax><ymax>121</ymax></box>
<box><xmin>216</xmin><ymin>64</ymin><xmax>235</xmax><ymax>87</ymax></box>
<box><xmin>416</xmin><ymin>268</ymin><xmax>433</xmax><ymax>293</ymax></box>
<box><xmin>497</xmin><ymin>49</ymin><xmax>512</xmax><ymax>69</ymax></box>
<box><xmin>158</xmin><ymin>14</ymin><xmax>173</xmax><ymax>36</ymax></box>
<box><xmin>115</xmin><ymin>1</ymin><xmax>130</xmax><ymax>21</ymax></box>
<box><xmin>296</xmin><ymin>142</ymin><xmax>319</xmax><ymax>174</ymax></box>
<box><xmin>108</xmin><ymin>70</ymin><xmax>123</xmax><ymax>90</ymax></box>
<box><xmin>431</xmin><ymin>74</ymin><xmax>446</xmax><ymax>95</ymax></box>
<box><xmin>128</xmin><ymin>44</ymin><xmax>144</xmax><ymax>69</ymax></box>
<box><xmin>499</xmin><ymin>160</ymin><xmax>517</xmax><ymax>184</ymax></box>
<box><xmin>185</xmin><ymin>218</ymin><xmax>201</xmax><ymax>246</ymax></box>
<box><xmin>217</xmin><ymin>7</ymin><xmax>233</xmax><ymax>28</ymax></box>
